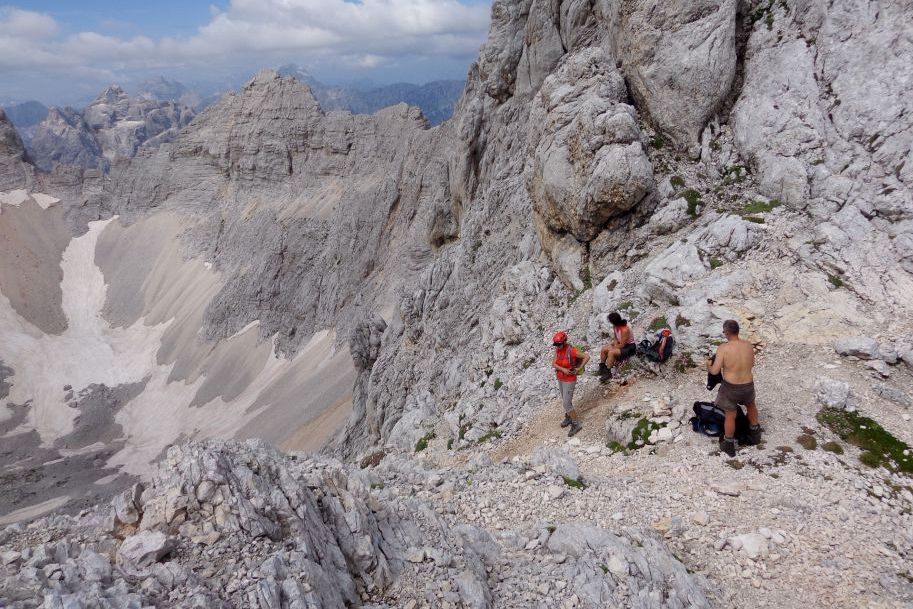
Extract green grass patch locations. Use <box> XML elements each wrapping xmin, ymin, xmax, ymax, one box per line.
<box><xmin>599</xmin><ymin>564</ymin><xmax>609</xmax><ymax>574</ymax></box>
<box><xmin>796</xmin><ymin>434</ymin><xmax>818</xmax><ymax>450</ymax></box>
<box><xmin>859</xmin><ymin>451</ymin><xmax>883</xmax><ymax>468</ymax></box>
<box><xmin>493</xmin><ymin>378</ymin><xmax>504</xmax><ymax>391</ymax></box>
<box><xmin>816</xmin><ymin>407</ymin><xmax>913</xmax><ymax>474</ymax></box>
<box><xmin>828</xmin><ymin>274</ymin><xmax>844</xmax><ymax>288</ymax></box>
<box><xmin>670</xmin><ymin>175</ymin><xmax>686</xmax><ymax>190</ymax></box>
<box><xmin>629</xmin><ymin>417</ymin><xmax>666</xmax><ymax>449</ymax></box>
<box><xmin>563</xmin><ymin>476</ymin><xmax>587</xmax><ymax>490</ymax></box>
<box><xmin>648</xmin><ymin>316</ymin><xmax>669</xmax><ymax>331</ymax></box>
<box><xmin>478</xmin><ymin>429</ymin><xmax>503</xmax><ymax>444</ymax></box>
<box><xmin>681</xmin><ymin>189</ymin><xmax>702</xmax><ymax>219</ymax></box>
<box><xmin>822</xmin><ymin>441</ymin><xmax>844</xmax><ymax>454</ymax></box>
<box><xmin>415</xmin><ymin>431</ymin><xmax>435</xmax><ymax>453</ymax></box>
<box><xmin>447</xmin><ymin>438</ymin><xmax>454</xmax><ymax>450</ymax></box>
<box><xmin>650</xmin><ymin>133</ymin><xmax>666</xmax><ymax>149</ymax></box>
<box><xmin>741</xmin><ymin>199</ymin><xmax>782</xmax><ymax>216</ymax></box>
<box><xmin>709</xmin><ymin>257</ymin><xmax>724</xmax><ymax>270</ymax></box>
<box><xmin>607</xmin><ymin>440</ymin><xmax>626</xmax><ymax>454</ymax></box>
<box><xmin>744</xmin><ymin>216</ymin><xmax>765</xmax><ymax>224</ymax></box>
<box><xmin>458</xmin><ymin>414</ymin><xmax>472</xmax><ymax>443</ymax></box>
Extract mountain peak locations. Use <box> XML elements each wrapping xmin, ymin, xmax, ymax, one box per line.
<box><xmin>245</xmin><ymin>69</ymin><xmax>282</xmax><ymax>90</ymax></box>
<box><xmin>95</xmin><ymin>85</ymin><xmax>128</xmax><ymax>104</ymax></box>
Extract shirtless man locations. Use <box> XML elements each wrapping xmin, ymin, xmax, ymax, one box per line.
<box><xmin>706</xmin><ymin>319</ymin><xmax>762</xmax><ymax>456</ymax></box>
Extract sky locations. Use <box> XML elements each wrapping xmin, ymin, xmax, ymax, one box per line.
<box><xmin>0</xmin><ymin>1</ymin><xmax>493</xmax><ymax>106</ymax></box>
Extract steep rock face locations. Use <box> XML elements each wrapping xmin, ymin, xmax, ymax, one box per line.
<box><xmin>732</xmin><ymin>0</ymin><xmax>913</xmax><ymax>302</ymax></box>
<box><xmin>0</xmin><ymin>109</ymin><xmax>33</xmax><ymax>190</ymax></box>
<box><xmin>527</xmin><ymin>47</ymin><xmax>654</xmax><ymax>288</ymax></box>
<box><xmin>614</xmin><ymin>0</ymin><xmax>738</xmax><ymax>151</ymax></box>
<box><xmin>91</xmin><ymin>71</ymin><xmax>448</xmax><ymax>360</ymax></box>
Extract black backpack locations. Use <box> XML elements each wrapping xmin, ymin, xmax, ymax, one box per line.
<box><xmin>637</xmin><ymin>329</ymin><xmax>675</xmax><ymax>363</ymax></box>
<box><xmin>707</xmin><ymin>354</ymin><xmax>722</xmax><ymax>390</ymax></box>
<box><xmin>690</xmin><ymin>401</ymin><xmax>751</xmax><ymax>442</ymax></box>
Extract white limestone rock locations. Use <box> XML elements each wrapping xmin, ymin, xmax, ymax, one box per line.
<box><xmin>834</xmin><ymin>336</ymin><xmax>880</xmax><ymax>360</ymax></box>
<box><xmin>116</xmin><ymin>531</ymin><xmax>175</xmax><ymax>574</ymax></box>
<box><xmin>814</xmin><ymin>377</ymin><xmax>856</xmax><ymax>411</ymax></box>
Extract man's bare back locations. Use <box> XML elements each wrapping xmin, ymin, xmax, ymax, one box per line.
<box><xmin>715</xmin><ymin>337</ymin><xmax>754</xmax><ymax>384</ymax></box>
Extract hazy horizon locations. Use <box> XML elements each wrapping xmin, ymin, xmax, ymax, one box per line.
<box><xmin>0</xmin><ymin>1</ymin><xmax>491</xmax><ymax>107</ymax></box>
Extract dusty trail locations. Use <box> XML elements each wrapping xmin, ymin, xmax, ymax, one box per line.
<box><xmin>491</xmin><ymin>374</ymin><xmax>637</xmax><ymax>462</ymax></box>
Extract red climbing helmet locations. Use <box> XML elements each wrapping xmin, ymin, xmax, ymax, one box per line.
<box><xmin>552</xmin><ymin>331</ymin><xmax>568</xmax><ymax>346</ymax></box>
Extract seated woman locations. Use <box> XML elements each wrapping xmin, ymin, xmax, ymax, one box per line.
<box><xmin>598</xmin><ymin>312</ymin><xmax>636</xmax><ymax>381</ymax></box>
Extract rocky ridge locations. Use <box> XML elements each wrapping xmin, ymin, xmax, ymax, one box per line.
<box><xmin>0</xmin><ymin>440</ymin><xmax>710</xmax><ymax>608</ymax></box>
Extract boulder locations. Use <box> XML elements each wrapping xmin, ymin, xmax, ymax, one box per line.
<box><xmin>116</xmin><ymin>531</ymin><xmax>175</xmax><ymax>573</ymax></box>
<box><xmin>727</xmin><ymin>533</ymin><xmax>769</xmax><ymax>560</ymax></box>
<box><xmin>530</xmin><ymin>448</ymin><xmax>580</xmax><ymax>481</ymax></box>
<box><xmin>695</xmin><ymin>214</ymin><xmax>764</xmax><ymax>261</ymax></box>
<box><xmin>814</xmin><ymin>377</ymin><xmax>855</xmax><ymax>411</ymax></box>
<box><xmin>834</xmin><ymin>336</ymin><xmax>880</xmax><ymax>360</ymax></box>
<box><xmin>649</xmin><ymin>197</ymin><xmax>691</xmax><ymax>235</ymax></box>
<box><xmin>643</xmin><ymin>241</ymin><xmax>709</xmax><ymax>302</ymax></box>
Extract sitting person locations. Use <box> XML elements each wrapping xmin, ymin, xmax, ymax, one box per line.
<box><xmin>598</xmin><ymin>312</ymin><xmax>636</xmax><ymax>381</ymax></box>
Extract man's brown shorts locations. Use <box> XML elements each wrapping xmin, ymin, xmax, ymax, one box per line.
<box><xmin>715</xmin><ymin>380</ymin><xmax>756</xmax><ymax>412</ymax></box>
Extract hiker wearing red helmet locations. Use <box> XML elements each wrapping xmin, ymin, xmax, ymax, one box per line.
<box><xmin>552</xmin><ymin>331</ymin><xmax>589</xmax><ymax>437</ymax></box>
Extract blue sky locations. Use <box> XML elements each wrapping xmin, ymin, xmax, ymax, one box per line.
<box><xmin>0</xmin><ymin>1</ymin><xmax>492</xmax><ymax>105</ymax></box>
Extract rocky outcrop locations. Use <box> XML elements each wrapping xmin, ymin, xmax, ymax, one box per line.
<box><xmin>527</xmin><ymin>47</ymin><xmax>655</xmax><ymax>287</ymax></box>
<box><xmin>84</xmin><ymin>85</ymin><xmax>195</xmax><ymax>162</ymax></box>
<box><xmin>0</xmin><ymin>441</ymin><xmax>711</xmax><ymax>607</ymax></box>
<box><xmin>0</xmin><ymin>109</ymin><xmax>32</xmax><ymax>190</ymax></box>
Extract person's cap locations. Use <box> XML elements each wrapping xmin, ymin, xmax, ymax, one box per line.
<box><xmin>552</xmin><ymin>331</ymin><xmax>568</xmax><ymax>346</ymax></box>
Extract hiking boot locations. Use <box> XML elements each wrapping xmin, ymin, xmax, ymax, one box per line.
<box><xmin>568</xmin><ymin>422</ymin><xmax>583</xmax><ymax>437</ymax></box>
<box><xmin>746</xmin><ymin>425</ymin><xmax>763</xmax><ymax>446</ymax></box>
<box><xmin>560</xmin><ymin>414</ymin><xmax>572</xmax><ymax>428</ymax></box>
<box><xmin>719</xmin><ymin>437</ymin><xmax>737</xmax><ymax>457</ymax></box>
<box><xmin>598</xmin><ymin>363</ymin><xmax>612</xmax><ymax>382</ymax></box>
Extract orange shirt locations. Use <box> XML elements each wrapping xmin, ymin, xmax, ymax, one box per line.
<box><xmin>554</xmin><ymin>346</ymin><xmax>578</xmax><ymax>382</ymax></box>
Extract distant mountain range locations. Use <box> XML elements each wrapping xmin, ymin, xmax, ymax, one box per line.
<box><xmin>276</xmin><ymin>64</ymin><xmax>464</xmax><ymax>126</ymax></box>
<box><xmin>17</xmin><ymin>86</ymin><xmax>194</xmax><ymax>172</ymax></box>
<box><xmin>3</xmin><ymin>69</ymin><xmax>464</xmax><ymax>172</ymax></box>
<box><xmin>3</xmin><ymin>100</ymin><xmax>49</xmax><ymax>128</ymax></box>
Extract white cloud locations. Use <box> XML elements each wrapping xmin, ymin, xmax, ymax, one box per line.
<box><xmin>0</xmin><ymin>1</ymin><xmax>490</xmax><ymax>75</ymax></box>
